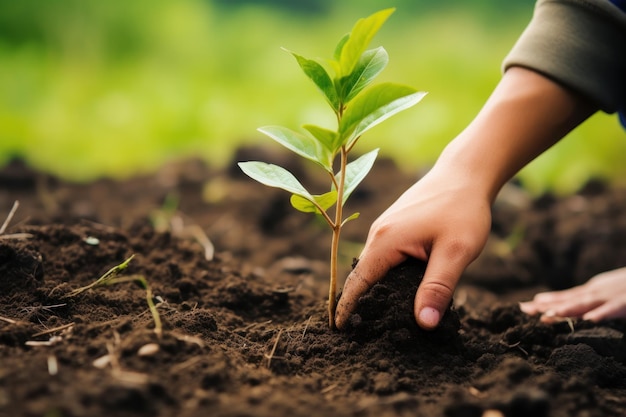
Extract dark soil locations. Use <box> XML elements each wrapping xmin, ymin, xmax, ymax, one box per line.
<box><xmin>1</xmin><ymin>150</ymin><xmax>626</xmax><ymax>417</ymax></box>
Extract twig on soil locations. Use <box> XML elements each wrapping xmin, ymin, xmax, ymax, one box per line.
<box><xmin>173</xmin><ymin>221</ymin><xmax>215</xmax><ymax>261</ymax></box>
<box><xmin>498</xmin><ymin>340</ymin><xmax>528</xmax><ymax>356</ymax></box>
<box><xmin>0</xmin><ymin>233</ymin><xmax>33</xmax><ymax>241</ymax></box>
<box><xmin>320</xmin><ymin>383</ymin><xmax>339</xmax><ymax>394</ymax></box>
<box><xmin>20</xmin><ymin>303</ymin><xmax>67</xmax><ymax>316</ymax></box>
<box><xmin>26</xmin><ymin>323</ymin><xmax>74</xmax><ymax>347</ymax></box>
<box><xmin>25</xmin><ymin>336</ymin><xmax>63</xmax><ymax>347</ymax></box>
<box><xmin>302</xmin><ymin>316</ymin><xmax>312</xmax><ymax>340</ymax></box>
<box><xmin>151</xmin><ymin>197</ymin><xmax>215</xmax><ymax>261</ymax></box>
<box><xmin>65</xmin><ymin>255</ymin><xmax>163</xmax><ymax>338</ymax></box>
<box><xmin>32</xmin><ymin>322</ymin><xmax>74</xmax><ymax>338</ymax></box>
<box><xmin>0</xmin><ymin>200</ymin><xmax>33</xmax><ymax>240</ymax></box>
<box><xmin>0</xmin><ymin>316</ymin><xmax>17</xmax><ymax>324</ymax></box>
<box><xmin>0</xmin><ymin>200</ymin><xmax>19</xmax><ymax>234</ymax></box>
<box><xmin>549</xmin><ymin>315</ymin><xmax>575</xmax><ymax>333</ymax></box>
<box><xmin>265</xmin><ymin>329</ymin><xmax>283</xmax><ymax>369</ymax></box>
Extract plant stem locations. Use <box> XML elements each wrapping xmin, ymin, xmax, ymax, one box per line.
<box><xmin>328</xmin><ymin>146</ymin><xmax>349</xmax><ymax>329</ymax></box>
<box><xmin>106</xmin><ymin>275</ymin><xmax>163</xmax><ymax>339</ymax></box>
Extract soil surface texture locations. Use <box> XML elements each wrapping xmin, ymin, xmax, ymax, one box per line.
<box><xmin>1</xmin><ymin>150</ymin><xmax>626</xmax><ymax>417</ymax></box>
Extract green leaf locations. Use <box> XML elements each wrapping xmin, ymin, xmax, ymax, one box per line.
<box><xmin>333</xmin><ymin>33</ymin><xmax>349</xmax><ymax>61</ymax></box>
<box><xmin>339</xmin><ymin>83</ymin><xmax>427</xmax><ymax>148</ymax></box>
<box><xmin>238</xmin><ymin>161</ymin><xmax>313</xmax><ymax>200</ymax></box>
<box><xmin>258</xmin><ymin>125</ymin><xmax>333</xmax><ymax>172</ymax></box>
<box><xmin>337</xmin><ymin>148</ymin><xmax>379</xmax><ymax>206</ymax></box>
<box><xmin>288</xmin><ymin>50</ymin><xmax>340</xmax><ymax>112</ymax></box>
<box><xmin>340</xmin><ymin>46</ymin><xmax>388</xmax><ymax>104</ymax></box>
<box><xmin>302</xmin><ymin>124</ymin><xmax>340</xmax><ymax>157</ymax></box>
<box><xmin>290</xmin><ymin>190</ymin><xmax>337</xmax><ymax>214</ymax></box>
<box><xmin>341</xmin><ymin>212</ymin><xmax>360</xmax><ymax>226</ymax></box>
<box><xmin>338</xmin><ymin>8</ymin><xmax>395</xmax><ymax>77</ymax></box>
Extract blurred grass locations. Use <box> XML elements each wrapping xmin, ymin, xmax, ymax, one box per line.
<box><xmin>0</xmin><ymin>0</ymin><xmax>624</xmax><ymax>193</ymax></box>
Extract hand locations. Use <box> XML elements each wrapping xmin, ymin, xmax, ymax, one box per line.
<box><xmin>334</xmin><ymin>170</ymin><xmax>492</xmax><ymax>330</ymax></box>
<box><xmin>334</xmin><ymin>67</ymin><xmax>596</xmax><ymax>332</ymax></box>
<box><xmin>520</xmin><ymin>267</ymin><xmax>626</xmax><ymax>322</ymax></box>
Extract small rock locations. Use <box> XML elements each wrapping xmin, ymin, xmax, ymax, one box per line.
<box><xmin>137</xmin><ymin>343</ymin><xmax>160</xmax><ymax>356</ymax></box>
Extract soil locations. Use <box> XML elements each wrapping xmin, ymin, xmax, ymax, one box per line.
<box><xmin>1</xmin><ymin>149</ymin><xmax>626</xmax><ymax>417</ymax></box>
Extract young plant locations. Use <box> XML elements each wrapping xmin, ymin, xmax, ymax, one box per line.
<box><xmin>238</xmin><ymin>8</ymin><xmax>426</xmax><ymax>329</ymax></box>
<box><xmin>66</xmin><ymin>255</ymin><xmax>163</xmax><ymax>338</ymax></box>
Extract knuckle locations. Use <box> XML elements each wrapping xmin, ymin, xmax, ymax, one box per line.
<box><xmin>369</xmin><ymin>218</ymin><xmax>393</xmax><ymax>239</ymax></box>
<box><xmin>419</xmin><ymin>280</ymin><xmax>455</xmax><ymax>306</ymax></box>
<box><xmin>441</xmin><ymin>235</ymin><xmax>480</xmax><ymax>263</ymax></box>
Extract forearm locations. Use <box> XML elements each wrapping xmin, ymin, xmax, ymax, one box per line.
<box><xmin>431</xmin><ymin>67</ymin><xmax>597</xmax><ymax>203</ymax></box>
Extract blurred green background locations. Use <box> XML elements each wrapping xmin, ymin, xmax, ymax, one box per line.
<box><xmin>1</xmin><ymin>0</ymin><xmax>624</xmax><ymax>194</ymax></box>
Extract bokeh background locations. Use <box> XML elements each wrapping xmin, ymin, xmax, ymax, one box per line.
<box><xmin>1</xmin><ymin>0</ymin><xmax>624</xmax><ymax>193</ymax></box>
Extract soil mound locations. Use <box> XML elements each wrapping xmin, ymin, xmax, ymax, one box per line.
<box><xmin>1</xmin><ymin>154</ymin><xmax>626</xmax><ymax>417</ymax></box>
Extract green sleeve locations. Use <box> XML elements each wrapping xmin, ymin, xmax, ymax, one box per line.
<box><xmin>503</xmin><ymin>0</ymin><xmax>626</xmax><ymax>114</ymax></box>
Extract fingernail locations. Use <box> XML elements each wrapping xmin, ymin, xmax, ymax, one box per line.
<box><xmin>418</xmin><ymin>307</ymin><xmax>440</xmax><ymax>330</ymax></box>
<box><xmin>543</xmin><ymin>309</ymin><xmax>556</xmax><ymax>318</ymax></box>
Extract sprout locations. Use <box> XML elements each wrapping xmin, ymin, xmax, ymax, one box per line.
<box><xmin>239</xmin><ymin>8</ymin><xmax>426</xmax><ymax>328</ymax></box>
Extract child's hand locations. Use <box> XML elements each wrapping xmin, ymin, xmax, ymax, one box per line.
<box><xmin>520</xmin><ymin>267</ymin><xmax>626</xmax><ymax>322</ymax></box>
<box><xmin>334</xmin><ymin>170</ymin><xmax>492</xmax><ymax>330</ymax></box>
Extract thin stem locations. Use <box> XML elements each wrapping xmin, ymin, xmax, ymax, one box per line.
<box><xmin>328</xmin><ymin>169</ymin><xmax>339</xmax><ymax>191</ymax></box>
<box><xmin>107</xmin><ymin>276</ymin><xmax>163</xmax><ymax>338</ymax></box>
<box><xmin>314</xmin><ymin>200</ymin><xmax>336</xmax><ymax>229</ymax></box>
<box><xmin>66</xmin><ymin>255</ymin><xmax>135</xmax><ymax>297</ymax></box>
<box><xmin>0</xmin><ymin>200</ymin><xmax>19</xmax><ymax>235</ymax></box>
<box><xmin>328</xmin><ymin>145</ymin><xmax>348</xmax><ymax>329</ymax></box>
<box><xmin>346</xmin><ymin>135</ymin><xmax>361</xmax><ymax>154</ymax></box>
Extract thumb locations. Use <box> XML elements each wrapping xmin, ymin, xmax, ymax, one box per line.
<box><xmin>335</xmin><ymin>248</ymin><xmax>406</xmax><ymax>330</ymax></box>
<box><xmin>414</xmin><ymin>244</ymin><xmax>470</xmax><ymax>330</ymax></box>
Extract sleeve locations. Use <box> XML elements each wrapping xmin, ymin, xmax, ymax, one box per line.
<box><xmin>502</xmin><ymin>0</ymin><xmax>626</xmax><ymax>115</ymax></box>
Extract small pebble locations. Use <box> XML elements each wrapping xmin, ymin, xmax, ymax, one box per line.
<box><xmin>138</xmin><ymin>343</ymin><xmax>160</xmax><ymax>356</ymax></box>
<box><xmin>83</xmin><ymin>236</ymin><xmax>100</xmax><ymax>246</ymax></box>
<box><xmin>92</xmin><ymin>355</ymin><xmax>111</xmax><ymax>369</ymax></box>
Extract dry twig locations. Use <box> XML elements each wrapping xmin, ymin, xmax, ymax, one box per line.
<box><xmin>0</xmin><ymin>200</ymin><xmax>19</xmax><ymax>235</ymax></box>
<box><xmin>0</xmin><ymin>316</ymin><xmax>17</xmax><ymax>324</ymax></box>
<box><xmin>498</xmin><ymin>340</ymin><xmax>529</xmax><ymax>356</ymax></box>
<box><xmin>32</xmin><ymin>323</ymin><xmax>74</xmax><ymax>338</ymax></box>
<box><xmin>265</xmin><ymin>329</ymin><xmax>283</xmax><ymax>369</ymax></box>
<box><xmin>0</xmin><ymin>200</ymin><xmax>32</xmax><ymax>240</ymax></box>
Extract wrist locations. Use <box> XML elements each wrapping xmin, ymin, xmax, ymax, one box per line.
<box><xmin>430</xmin><ymin>138</ymin><xmax>505</xmax><ymax>205</ymax></box>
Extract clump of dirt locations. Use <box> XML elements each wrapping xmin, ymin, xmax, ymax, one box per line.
<box><xmin>1</xmin><ymin>154</ymin><xmax>626</xmax><ymax>417</ymax></box>
<box><xmin>344</xmin><ymin>258</ymin><xmax>461</xmax><ymax>351</ymax></box>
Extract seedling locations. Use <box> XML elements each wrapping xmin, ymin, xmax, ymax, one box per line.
<box><xmin>66</xmin><ymin>255</ymin><xmax>163</xmax><ymax>338</ymax></box>
<box><xmin>239</xmin><ymin>8</ymin><xmax>426</xmax><ymax>328</ymax></box>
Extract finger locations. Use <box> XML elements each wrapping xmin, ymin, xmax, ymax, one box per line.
<box><xmin>414</xmin><ymin>243</ymin><xmax>472</xmax><ymax>330</ymax></box>
<box><xmin>520</xmin><ymin>286</ymin><xmax>588</xmax><ymax>314</ymax></box>
<box><xmin>531</xmin><ymin>286</ymin><xmax>584</xmax><ymax>304</ymax></box>
<box><xmin>583</xmin><ymin>300</ymin><xmax>626</xmax><ymax>322</ymax></box>
<box><xmin>519</xmin><ymin>301</ymin><xmax>539</xmax><ymax>315</ymax></box>
<box><xmin>533</xmin><ymin>291</ymin><xmax>603</xmax><ymax>320</ymax></box>
<box><xmin>335</xmin><ymin>248</ymin><xmax>406</xmax><ymax>330</ymax></box>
